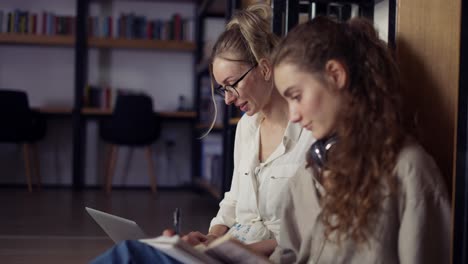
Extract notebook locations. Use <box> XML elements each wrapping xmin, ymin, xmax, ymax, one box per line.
<box><xmin>85</xmin><ymin>207</ymin><xmax>147</xmax><ymax>243</ymax></box>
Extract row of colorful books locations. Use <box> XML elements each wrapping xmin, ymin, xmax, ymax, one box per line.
<box><xmin>84</xmin><ymin>85</ymin><xmax>113</xmax><ymax>109</ymax></box>
<box><xmin>201</xmin><ymin>134</ymin><xmax>223</xmax><ymax>189</ymax></box>
<box><xmin>0</xmin><ymin>10</ymin><xmax>75</xmax><ymax>36</ymax></box>
<box><xmin>97</xmin><ymin>13</ymin><xmax>194</xmax><ymax>41</ymax></box>
<box><xmin>0</xmin><ymin>10</ymin><xmax>194</xmax><ymax>41</ymax></box>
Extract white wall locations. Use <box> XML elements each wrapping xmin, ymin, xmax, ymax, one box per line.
<box><xmin>374</xmin><ymin>0</ymin><xmax>389</xmax><ymax>42</ymax></box>
<box><xmin>0</xmin><ymin>0</ymin><xmax>197</xmax><ymax>187</ymax></box>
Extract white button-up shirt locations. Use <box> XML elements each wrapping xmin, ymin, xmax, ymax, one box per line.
<box><xmin>209</xmin><ymin>113</ymin><xmax>316</xmax><ymax>243</ymax></box>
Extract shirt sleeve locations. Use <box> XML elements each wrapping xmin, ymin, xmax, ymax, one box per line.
<box><xmin>209</xmin><ymin>118</ymin><xmax>244</xmax><ymax>230</ymax></box>
<box><xmin>397</xmin><ymin>147</ymin><xmax>451</xmax><ymax>264</ymax></box>
<box><xmin>269</xmin><ymin>182</ymin><xmax>300</xmax><ymax>264</ymax></box>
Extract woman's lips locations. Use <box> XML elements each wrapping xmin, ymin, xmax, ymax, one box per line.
<box><xmin>239</xmin><ymin>102</ymin><xmax>248</xmax><ymax>112</ymax></box>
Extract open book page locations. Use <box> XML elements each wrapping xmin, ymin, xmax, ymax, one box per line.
<box><xmin>140</xmin><ymin>236</ymin><xmax>222</xmax><ymax>264</ymax></box>
<box><xmin>140</xmin><ymin>234</ymin><xmax>272</xmax><ymax>264</ymax></box>
<box><xmin>204</xmin><ymin>234</ymin><xmax>272</xmax><ymax>264</ymax></box>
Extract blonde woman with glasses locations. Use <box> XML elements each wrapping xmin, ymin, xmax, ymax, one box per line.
<box><xmin>92</xmin><ymin>3</ymin><xmax>315</xmax><ymax>263</ymax></box>
<box><xmin>183</xmin><ymin>2</ymin><xmax>314</xmax><ymax>256</ymax></box>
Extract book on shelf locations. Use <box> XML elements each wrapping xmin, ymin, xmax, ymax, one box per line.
<box><xmin>0</xmin><ymin>9</ymin><xmax>74</xmax><ymax>35</ymax></box>
<box><xmin>201</xmin><ymin>134</ymin><xmax>223</xmax><ymax>189</ymax></box>
<box><xmin>140</xmin><ymin>233</ymin><xmax>271</xmax><ymax>264</ymax></box>
<box><xmin>0</xmin><ymin>8</ymin><xmax>194</xmax><ymax>41</ymax></box>
<box><xmin>84</xmin><ymin>84</ymin><xmax>116</xmax><ymax>109</ymax></box>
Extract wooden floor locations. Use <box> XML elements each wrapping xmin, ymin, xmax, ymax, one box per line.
<box><xmin>0</xmin><ymin>188</ymin><xmax>219</xmax><ymax>263</ymax></box>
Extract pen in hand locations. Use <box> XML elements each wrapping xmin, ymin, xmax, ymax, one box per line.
<box><xmin>173</xmin><ymin>208</ymin><xmax>181</xmax><ymax>235</ymax></box>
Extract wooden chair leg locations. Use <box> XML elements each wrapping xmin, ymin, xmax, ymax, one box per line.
<box><xmin>22</xmin><ymin>143</ymin><xmax>33</xmax><ymax>193</ymax></box>
<box><xmin>106</xmin><ymin>145</ymin><xmax>119</xmax><ymax>194</ymax></box>
<box><xmin>103</xmin><ymin>144</ymin><xmax>111</xmax><ymax>190</ymax></box>
<box><xmin>32</xmin><ymin>143</ymin><xmax>41</xmax><ymax>190</ymax></box>
<box><xmin>145</xmin><ymin>146</ymin><xmax>157</xmax><ymax>194</ymax></box>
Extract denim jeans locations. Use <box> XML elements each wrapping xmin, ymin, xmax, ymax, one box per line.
<box><xmin>90</xmin><ymin>240</ymin><xmax>183</xmax><ymax>264</ymax></box>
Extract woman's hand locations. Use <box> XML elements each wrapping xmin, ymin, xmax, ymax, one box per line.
<box><xmin>161</xmin><ymin>224</ymin><xmax>229</xmax><ymax>246</ymax></box>
<box><xmin>246</xmin><ymin>239</ymin><xmax>278</xmax><ymax>257</ymax></box>
<box><xmin>162</xmin><ymin>229</ymin><xmax>176</xmax><ymax>237</ymax></box>
<box><xmin>181</xmin><ymin>231</ymin><xmax>210</xmax><ymax>246</ymax></box>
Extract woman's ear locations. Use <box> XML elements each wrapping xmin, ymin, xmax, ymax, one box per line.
<box><xmin>258</xmin><ymin>58</ymin><xmax>273</xmax><ymax>81</ymax></box>
<box><xmin>325</xmin><ymin>59</ymin><xmax>348</xmax><ymax>90</ymax></box>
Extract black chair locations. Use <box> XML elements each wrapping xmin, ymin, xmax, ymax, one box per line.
<box><xmin>0</xmin><ymin>90</ymin><xmax>47</xmax><ymax>192</ymax></box>
<box><xmin>99</xmin><ymin>94</ymin><xmax>161</xmax><ymax>194</ymax></box>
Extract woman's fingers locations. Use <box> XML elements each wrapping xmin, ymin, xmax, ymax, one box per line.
<box><xmin>181</xmin><ymin>231</ymin><xmax>208</xmax><ymax>246</ymax></box>
<box><xmin>162</xmin><ymin>229</ymin><xmax>176</xmax><ymax>237</ymax></box>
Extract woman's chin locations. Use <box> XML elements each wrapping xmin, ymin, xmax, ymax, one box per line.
<box><xmin>311</xmin><ymin>130</ymin><xmax>325</xmax><ymax>140</ymax></box>
<box><xmin>244</xmin><ymin>108</ymin><xmax>255</xmax><ymax>116</ymax></box>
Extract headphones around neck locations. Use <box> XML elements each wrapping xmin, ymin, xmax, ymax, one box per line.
<box><xmin>308</xmin><ymin>135</ymin><xmax>338</xmax><ymax>169</ymax></box>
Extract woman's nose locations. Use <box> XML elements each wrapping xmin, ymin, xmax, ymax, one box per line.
<box><xmin>289</xmin><ymin>105</ymin><xmax>301</xmax><ymax>123</ymax></box>
<box><xmin>225</xmin><ymin>92</ymin><xmax>236</xmax><ymax>105</ymax></box>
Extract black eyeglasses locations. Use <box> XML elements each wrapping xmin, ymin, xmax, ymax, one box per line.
<box><xmin>215</xmin><ymin>63</ymin><xmax>258</xmax><ymax>98</ymax></box>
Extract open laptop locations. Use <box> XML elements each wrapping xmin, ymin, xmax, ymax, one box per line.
<box><xmin>85</xmin><ymin>207</ymin><xmax>147</xmax><ymax>243</ymax></box>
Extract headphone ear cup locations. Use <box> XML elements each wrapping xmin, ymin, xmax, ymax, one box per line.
<box><xmin>309</xmin><ymin>140</ymin><xmax>326</xmax><ymax>168</ymax></box>
<box><xmin>308</xmin><ymin>135</ymin><xmax>338</xmax><ymax>169</ymax></box>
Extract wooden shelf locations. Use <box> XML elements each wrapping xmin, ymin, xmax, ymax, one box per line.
<box><xmin>89</xmin><ymin>38</ymin><xmax>196</xmax><ymax>51</ymax></box>
<box><xmin>0</xmin><ymin>34</ymin><xmax>74</xmax><ymax>46</ymax></box>
<box><xmin>229</xmin><ymin>117</ymin><xmax>241</xmax><ymax>125</ymax></box>
<box><xmin>36</xmin><ymin>107</ymin><xmax>196</xmax><ymax>119</ymax></box>
<box><xmin>196</xmin><ymin>123</ymin><xmax>223</xmax><ymax>130</ymax></box>
<box><xmin>0</xmin><ymin>34</ymin><xmax>196</xmax><ymax>51</ymax></box>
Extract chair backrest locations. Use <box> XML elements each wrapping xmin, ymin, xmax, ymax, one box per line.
<box><xmin>0</xmin><ymin>90</ymin><xmax>38</xmax><ymax>142</ymax></box>
<box><xmin>0</xmin><ymin>89</ymin><xmax>32</xmax><ymax>125</ymax></box>
<box><xmin>112</xmin><ymin>93</ymin><xmax>156</xmax><ymax>132</ymax></box>
<box><xmin>0</xmin><ymin>90</ymin><xmax>30</xmax><ymax>119</ymax></box>
<box><xmin>100</xmin><ymin>93</ymin><xmax>161</xmax><ymax>145</ymax></box>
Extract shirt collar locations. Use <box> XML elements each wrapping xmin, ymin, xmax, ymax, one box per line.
<box><xmin>249</xmin><ymin>113</ymin><xmax>303</xmax><ymax>141</ymax></box>
<box><xmin>247</xmin><ymin>113</ymin><xmax>304</xmax><ymax>154</ymax></box>
<box><xmin>282</xmin><ymin>119</ymin><xmax>303</xmax><ymax>149</ymax></box>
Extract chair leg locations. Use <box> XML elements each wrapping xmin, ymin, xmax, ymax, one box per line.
<box><xmin>22</xmin><ymin>143</ymin><xmax>33</xmax><ymax>193</ymax></box>
<box><xmin>106</xmin><ymin>145</ymin><xmax>119</xmax><ymax>194</ymax></box>
<box><xmin>144</xmin><ymin>146</ymin><xmax>157</xmax><ymax>194</ymax></box>
<box><xmin>31</xmin><ymin>143</ymin><xmax>41</xmax><ymax>190</ymax></box>
<box><xmin>103</xmin><ymin>144</ymin><xmax>111</xmax><ymax>190</ymax></box>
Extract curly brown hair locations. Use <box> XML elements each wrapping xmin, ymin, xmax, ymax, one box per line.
<box><xmin>272</xmin><ymin>16</ymin><xmax>407</xmax><ymax>243</ymax></box>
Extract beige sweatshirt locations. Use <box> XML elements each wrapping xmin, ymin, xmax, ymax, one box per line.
<box><xmin>270</xmin><ymin>143</ymin><xmax>451</xmax><ymax>264</ymax></box>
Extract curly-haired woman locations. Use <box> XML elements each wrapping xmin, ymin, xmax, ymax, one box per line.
<box><xmin>270</xmin><ymin>16</ymin><xmax>451</xmax><ymax>264</ymax></box>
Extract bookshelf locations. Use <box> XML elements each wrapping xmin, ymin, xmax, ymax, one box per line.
<box><xmin>36</xmin><ymin>106</ymin><xmax>196</xmax><ymax>119</ymax></box>
<box><xmin>89</xmin><ymin>38</ymin><xmax>195</xmax><ymax>51</ymax></box>
<box><xmin>0</xmin><ymin>34</ymin><xmax>74</xmax><ymax>46</ymax></box>
<box><xmin>0</xmin><ymin>34</ymin><xmax>196</xmax><ymax>51</ymax></box>
<box><xmin>0</xmin><ymin>0</ymin><xmax>201</xmax><ymax>189</ymax></box>
<box><xmin>229</xmin><ymin>117</ymin><xmax>240</xmax><ymax>125</ymax></box>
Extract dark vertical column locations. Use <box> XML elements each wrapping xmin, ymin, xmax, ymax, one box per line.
<box><xmin>360</xmin><ymin>2</ymin><xmax>374</xmax><ymax>20</ymax></box>
<box><xmin>72</xmin><ymin>0</ymin><xmax>89</xmax><ymax>189</ymax></box>
<box><xmin>286</xmin><ymin>0</ymin><xmax>299</xmax><ymax>33</ymax></box>
<box><xmin>453</xmin><ymin>1</ymin><xmax>468</xmax><ymax>262</ymax></box>
<box><xmin>272</xmin><ymin>0</ymin><xmax>285</xmax><ymax>36</ymax></box>
<box><xmin>388</xmin><ymin>0</ymin><xmax>397</xmax><ymax>49</ymax></box>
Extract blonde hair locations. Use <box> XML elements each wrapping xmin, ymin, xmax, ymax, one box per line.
<box><xmin>199</xmin><ymin>3</ymin><xmax>279</xmax><ymax>138</ymax></box>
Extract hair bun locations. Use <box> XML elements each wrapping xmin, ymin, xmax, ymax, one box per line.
<box><xmin>227</xmin><ymin>3</ymin><xmax>273</xmax><ymax>34</ymax></box>
<box><xmin>246</xmin><ymin>3</ymin><xmax>272</xmax><ymax>29</ymax></box>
